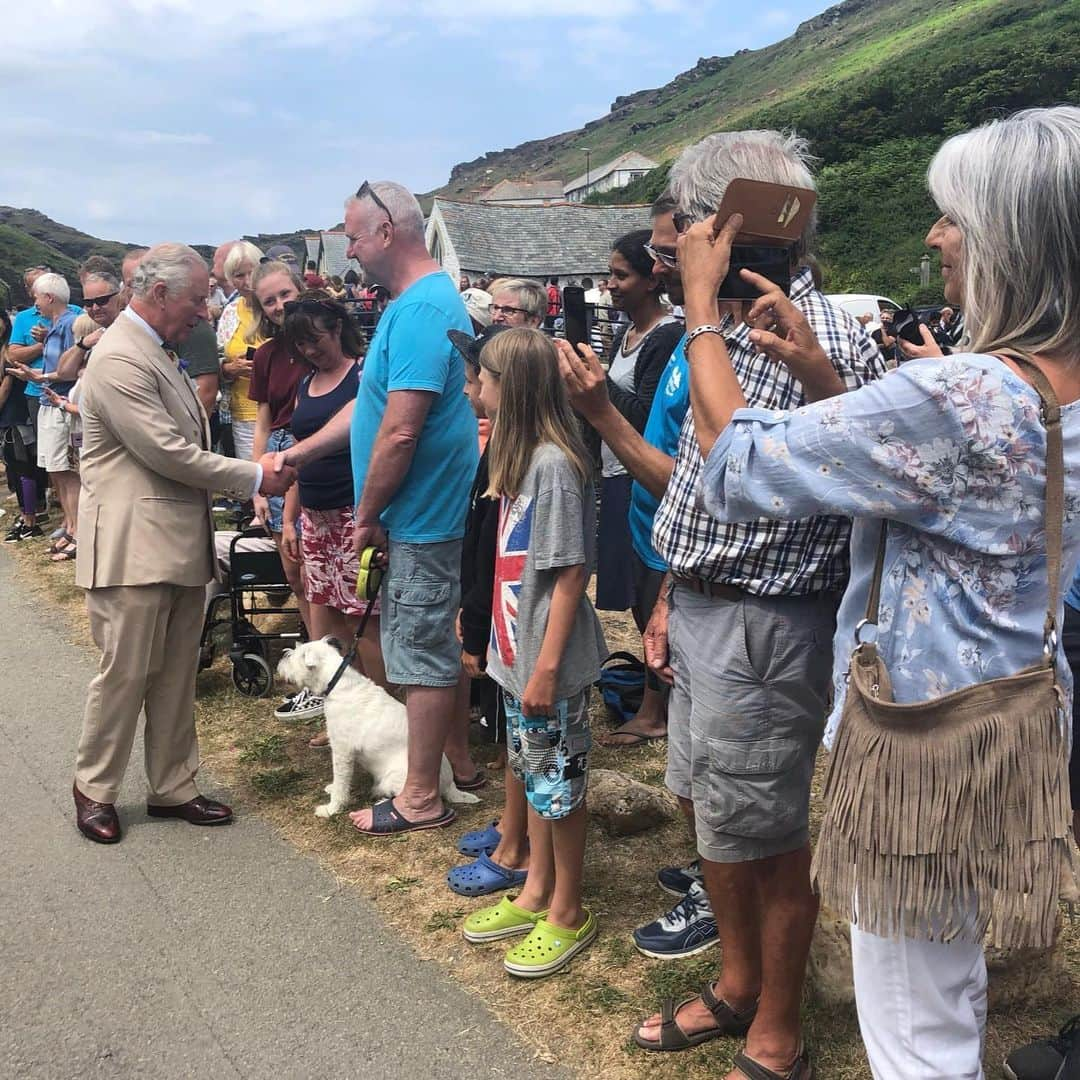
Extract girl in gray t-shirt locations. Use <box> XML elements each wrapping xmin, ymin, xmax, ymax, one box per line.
<box><xmin>460</xmin><ymin>327</ymin><xmax>606</xmax><ymax>979</ymax></box>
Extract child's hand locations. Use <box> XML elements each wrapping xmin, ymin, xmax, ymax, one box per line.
<box><xmin>462</xmin><ymin>650</ymin><xmax>485</xmax><ymax>680</ymax></box>
<box><xmin>521</xmin><ymin>668</ymin><xmax>557</xmax><ymax>717</ymax></box>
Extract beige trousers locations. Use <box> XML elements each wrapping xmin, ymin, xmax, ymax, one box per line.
<box><xmin>75</xmin><ymin>583</ymin><xmax>205</xmax><ymax>806</ymax></box>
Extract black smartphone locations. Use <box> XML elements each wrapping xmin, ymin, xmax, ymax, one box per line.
<box><xmin>718</xmin><ymin>245</ymin><xmax>792</xmax><ymax>300</ymax></box>
<box><xmin>891</xmin><ymin>307</ymin><xmax>926</xmax><ymax>346</ymax></box>
<box><xmin>562</xmin><ymin>286</ymin><xmax>589</xmax><ymax>349</ymax></box>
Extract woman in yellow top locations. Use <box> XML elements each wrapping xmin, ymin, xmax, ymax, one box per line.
<box><xmin>217</xmin><ymin>241</ymin><xmax>265</xmax><ymax>461</ymax></box>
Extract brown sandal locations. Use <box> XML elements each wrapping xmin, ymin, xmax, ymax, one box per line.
<box><xmin>632</xmin><ymin>982</ymin><xmax>757</xmax><ymax>1052</ymax></box>
<box><xmin>732</xmin><ymin>1044</ymin><xmax>814</xmax><ymax>1080</ymax></box>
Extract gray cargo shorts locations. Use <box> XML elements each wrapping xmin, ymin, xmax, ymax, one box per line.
<box><xmin>381</xmin><ymin>538</ymin><xmax>462</xmax><ymax>688</ymax></box>
<box><xmin>665</xmin><ymin>583</ymin><xmax>836</xmax><ymax>863</ymax></box>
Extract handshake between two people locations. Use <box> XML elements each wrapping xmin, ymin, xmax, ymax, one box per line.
<box><xmin>255</xmin><ymin>452</ymin><xmax>297</xmax><ymax>498</ymax></box>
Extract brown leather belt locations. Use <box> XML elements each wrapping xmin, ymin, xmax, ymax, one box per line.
<box><xmin>671</xmin><ymin>575</ymin><xmax>747</xmax><ymax>603</ymax></box>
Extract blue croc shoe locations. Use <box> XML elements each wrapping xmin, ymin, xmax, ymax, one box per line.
<box><xmin>457</xmin><ymin>820</ymin><xmax>501</xmax><ymax>857</ymax></box>
<box><xmin>447</xmin><ymin>852</ymin><xmax>528</xmax><ymax>897</ymax></box>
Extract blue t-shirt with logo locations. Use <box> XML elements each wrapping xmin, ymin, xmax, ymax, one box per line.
<box><xmin>629</xmin><ymin>335</ymin><xmax>689</xmax><ymax>571</ymax></box>
<box><xmin>10</xmin><ymin>304</ymin><xmax>82</xmax><ymax>399</ymax></box>
<box><xmin>350</xmin><ymin>271</ymin><xmax>478</xmax><ymax>544</ymax></box>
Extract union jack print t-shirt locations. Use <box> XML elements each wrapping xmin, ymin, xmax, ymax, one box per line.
<box><xmin>485</xmin><ymin>443</ymin><xmax>607</xmax><ymax>702</ymax></box>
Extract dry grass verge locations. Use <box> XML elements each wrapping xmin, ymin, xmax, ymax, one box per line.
<box><xmin>7</xmin><ymin>528</ymin><xmax>1079</xmax><ymax>1079</ymax></box>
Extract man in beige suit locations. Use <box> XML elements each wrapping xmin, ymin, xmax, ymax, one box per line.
<box><xmin>72</xmin><ymin>243</ymin><xmax>296</xmax><ymax>844</ymax></box>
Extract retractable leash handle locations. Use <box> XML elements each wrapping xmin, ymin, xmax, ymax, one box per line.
<box><xmin>323</xmin><ymin>547</ymin><xmax>386</xmax><ymax>696</ymax></box>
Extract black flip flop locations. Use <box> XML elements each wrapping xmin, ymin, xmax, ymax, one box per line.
<box><xmin>352</xmin><ymin>798</ymin><xmax>456</xmax><ymax>837</ymax></box>
<box><xmin>453</xmin><ymin>770</ymin><xmax>487</xmax><ymax>792</ymax></box>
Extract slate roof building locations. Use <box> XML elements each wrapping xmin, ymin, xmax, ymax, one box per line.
<box><xmin>564</xmin><ymin>150</ymin><xmax>658</xmax><ymax>203</ymax></box>
<box><xmin>304</xmin><ymin>234</ymin><xmax>320</xmax><ymax>268</ymax></box>
<box><xmin>477</xmin><ymin>179</ymin><xmax>566</xmax><ymax>206</ymax></box>
<box><xmin>315</xmin><ymin>231</ymin><xmax>362</xmax><ymax>280</ymax></box>
<box><xmin>425</xmin><ymin>198</ymin><xmax>652</xmax><ymax>285</ymax></box>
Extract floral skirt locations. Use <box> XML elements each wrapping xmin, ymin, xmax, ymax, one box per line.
<box><xmin>299</xmin><ymin>506</ymin><xmax>379</xmax><ymax>618</ymax></box>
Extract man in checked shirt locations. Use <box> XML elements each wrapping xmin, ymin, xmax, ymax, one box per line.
<box><xmin>623</xmin><ymin>133</ymin><xmax>886</xmax><ymax>1075</ymax></box>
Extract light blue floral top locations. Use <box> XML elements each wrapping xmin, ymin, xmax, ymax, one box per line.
<box><xmin>699</xmin><ymin>354</ymin><xmax>1080</xmax><ymax>742</ymax></box>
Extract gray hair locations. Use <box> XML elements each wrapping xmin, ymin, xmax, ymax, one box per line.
<box><xmin>223</xmin><ymin>240</ymin><xmax>264</xmax><ymax>286</ymax></box>
<box><xmin>83</xmin><ymin>271</ymin><xmax>122</xmax><ymax>293</ymax></box>
<box><xmin>32</xmin><ymin>272</ymin><xmax>70</xmax><ymax>305</ymax></box>
<box><xmin>347</xmin><ymin>181</ymin><xmax>425</xmax><ymax>240</ymax></box>
<box><xmin>489</xmin><ymin>277</ymin><xmax>546</xmax><ymax>321</ymax></box>
<box><xmin>668</xmin><ymin>129</ymin><xmax>818</xmax><ymax>257</ymax></box>
<box><xmin>928</xmin><ymin>104</ymin><xmax>1080</xmax><ymax>360</ymax></box>
<box><xmin>131</xmin><ymin>244</ymin><xmax>207</xmax><ymax>299</ymax></box>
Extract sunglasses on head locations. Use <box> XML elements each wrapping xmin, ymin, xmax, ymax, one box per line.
<box><xmin>283</xmin><ymin>298</ymin><xmax>338</xmax><ymax>317</ymax></box>
<box><xmin>83</xmin><ymin>291</ymin><xmax>119</xmax><ymax>309</ymax></box>
<box><xmin>355</xmin><ymin>180</ymin><xmax>394</xmax><ymax>227</ymax></box>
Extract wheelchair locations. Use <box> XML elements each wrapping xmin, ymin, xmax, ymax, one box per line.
<box><xmin>198</xmin><ymin>526</ymin><xmax>305</xmax><ymax>697</ymax></box>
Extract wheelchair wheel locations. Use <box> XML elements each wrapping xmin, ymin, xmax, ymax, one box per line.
<box><xmin>231</xmin><ymin>653</ymin><xmax>273</xmax><ymax>697</ymax></box>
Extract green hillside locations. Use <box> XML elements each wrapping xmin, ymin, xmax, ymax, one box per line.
<box><xmin>439</xmin><ymin>0</ymin><xmax>1080</xmax><ymax>303</ymax></box>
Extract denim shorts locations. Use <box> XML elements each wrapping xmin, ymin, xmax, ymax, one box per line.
<box><xmin>505</xmin><ymin>687</ymin><xmax>592</xmax><ymax>820</ymax></box>
<box><xmin>380</xmin><ymin>538</ymin><xmax>462</xmax><ymax>687</ymax></box>
<box><xmin>666</xmin><ymin>585</ymin><xmax>837</xmax><ymax>863</ymax></box>
<box><xmin>265</xmin><ymin>428</ymin><xmax>295</xmax><ymax>533</ymax></box>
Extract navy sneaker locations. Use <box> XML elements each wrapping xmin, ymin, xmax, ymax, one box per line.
<box><xmin>633</xmin><ymin>882</ymin><xmax>718</xmax><ymax>959</ymax></box>
<box><xmin>656</xmin><ymin>858</ymin><xmax>704</xmax><ymax>897</ymax></box>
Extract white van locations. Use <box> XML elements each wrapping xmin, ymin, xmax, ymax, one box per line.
<box><xmin>826</xmin><ymin>293</ymin><xmax>901</xmax><ymax>323</ymax></box>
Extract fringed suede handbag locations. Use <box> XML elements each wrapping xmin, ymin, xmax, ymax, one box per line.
<box><xmin>811</xmin><ymin>356</ymin><xmax>1072</xmax><ymax>950</ymax></box>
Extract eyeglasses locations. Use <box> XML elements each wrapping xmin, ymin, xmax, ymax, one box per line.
<box><xmin>355</xmin><ymin>180</ymin><xmax>394</xmax><ymax>227</ymax></box>
<box><xmin>82</xmin><ymin>291</ymin><xmax>120</xmax><ymax>309</ymax></box>
<box><xmin>490</xmin><ymin>303</ymin><xmax>529</xmax><ymax>318</ymax></box>
<box><xmin>643</xmin><ymin>242</ymin><xmax>678</xmax><ymax>269</ymax></box>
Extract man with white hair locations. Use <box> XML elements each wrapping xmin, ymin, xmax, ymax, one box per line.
<box><xmin>71</xmin><ymin>242</ymin><xmax>297</xmax><ymax>845</ymax></box>
<box><xmin>280</xmin><ymin>180</ymin><xmax>481</xmax><ymax>835</ymax></box>
<box><xmin>628</xmin><ymin>131</ymin><xmax>885</xmax><ymax>1078</ymax></box>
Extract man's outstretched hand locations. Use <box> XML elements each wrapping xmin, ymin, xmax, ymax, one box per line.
<box><xmin>257</xmin><ymin>453</ymin><xmax>297</xmax><ymax>497</ymax></box>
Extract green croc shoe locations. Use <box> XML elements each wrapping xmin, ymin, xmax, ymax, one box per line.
<box><xmin>503</xmin><ymin>911</ymin><xmax>598</xmax><ymax>978</ymax></box>
<box><xmin>463</xmin><ymin>896</ymin><xmax>547</xmax><ymax>943</ymax></box>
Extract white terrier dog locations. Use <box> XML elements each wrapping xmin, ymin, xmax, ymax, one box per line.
<box><xmin>277</xmin><ymin>639</ymin><xmax>480</xmax><ymax>818</ymax></box>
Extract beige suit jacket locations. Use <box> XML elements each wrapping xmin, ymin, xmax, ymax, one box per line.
<box><xmin>75</xmin><ymin>315</ymin><xmax>260</xmax><ymax>589</ymax></box>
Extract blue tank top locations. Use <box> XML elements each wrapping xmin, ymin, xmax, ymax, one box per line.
<box><xmin>289</xmin><ymin>363</ymin><xmax>360</xmax><ymax>510</ymax></box>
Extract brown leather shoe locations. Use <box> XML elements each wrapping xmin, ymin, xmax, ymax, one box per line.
<box><xmin>73</xmin><ymin>782</ymin><xmax>122</xmax><ymax>844</ymax></box>
<box><xmin>146</xmin><ymin>795</ymin><xmax>233</xmax><ymax>826</ymax></box>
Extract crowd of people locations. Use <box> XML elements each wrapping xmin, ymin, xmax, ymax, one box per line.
<box><xmin>1</xmin><ymin>102</ymin><xmax>1079</xmax><ymax>1080</ymax></box>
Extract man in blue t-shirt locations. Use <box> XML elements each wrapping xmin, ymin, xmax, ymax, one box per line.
<box><xmin>280</xmin><ymin>181</ymin><xmax>480</xmax><ymax>836</ymax></box>
<box><xmin>9</xmin><ymin>272</ymin><xmax>82</xmax><ymax>548</ymax></box>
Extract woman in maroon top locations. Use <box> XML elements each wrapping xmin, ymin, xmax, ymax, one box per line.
<box><xmin>246</xmin><ymin>261</ymin><xmax>309</xmax><ymax>627</ymax></box>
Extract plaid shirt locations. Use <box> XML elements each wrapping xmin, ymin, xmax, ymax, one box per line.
<box><xmin>651</xmin><ymin>267</ymin><xmax>887</xmax><ymax>595</ymax></box>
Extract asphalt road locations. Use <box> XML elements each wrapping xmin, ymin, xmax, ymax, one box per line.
<box><xmin>0</xmin><ymin>551</ymin><xmax>565</xmax><ymax>1080</ymax></box>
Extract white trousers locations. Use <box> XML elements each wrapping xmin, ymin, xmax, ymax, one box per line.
<box><xmin>851</xmin><ymin>924</ymin><xmax>987</xmax><ymax>1079</ymax></box>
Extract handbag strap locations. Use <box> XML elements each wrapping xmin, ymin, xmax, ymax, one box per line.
<box><xmin>859</xmin><ymin>353</ymin><xmax>1065</xmax><ymax>660</ymax></box>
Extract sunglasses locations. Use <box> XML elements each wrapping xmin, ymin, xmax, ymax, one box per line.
<box><xmin>83</xmin><ymin>291</ymin><xmax>120</xmax><ymax>309</ymax></box>
<box><xmin>672</xmin><ymin>210</ymin><xmax>694</xmax><ymax>234</ymax></box>
<box><xmin>643</xmin><ymin>242</ymin><xmax>678</xmax><ymax>269</ymax></box>
<box><xmin>283</xmin><ymin>298</ymin><xmax>338</xmax><ymax>317</ymax></box>
<box><xmin>355</xmin><ymin>180</ymin><xmax>394</xmax><ymax>226</ymax></box>
<box><xmin>490</xmin><ymin>303</ymin><xmax>529</xmax><ymax>318</ymax></box>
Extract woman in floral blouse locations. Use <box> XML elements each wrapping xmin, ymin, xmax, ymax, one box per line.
<box><xmin>681</xmin><ymin>106</ymin><xmax>1080</xmax><ymax>1079</ymax></box>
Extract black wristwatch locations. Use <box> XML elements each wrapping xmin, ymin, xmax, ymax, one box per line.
<box><xmin>76</xmin><ymin>337</ymin><xmax>91</xmax><ymax>352</ymax></box>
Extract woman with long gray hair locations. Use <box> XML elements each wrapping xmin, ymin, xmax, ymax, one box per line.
<box><xmin>683</xmin><ymin>105</ymin><xmax>1080</xmax><ymax>1079</ymax></box>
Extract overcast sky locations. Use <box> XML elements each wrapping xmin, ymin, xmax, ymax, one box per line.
<box><xmin>1</xmin><ymin>0</ymin><xmax>829</xmax><ymax>247</ymax></box>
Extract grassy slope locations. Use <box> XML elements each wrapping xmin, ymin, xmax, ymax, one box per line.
<box><xmin>582</xmin><ymin>0</ymin><xmax>1080</xmax><ymax>302</ymax></box>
